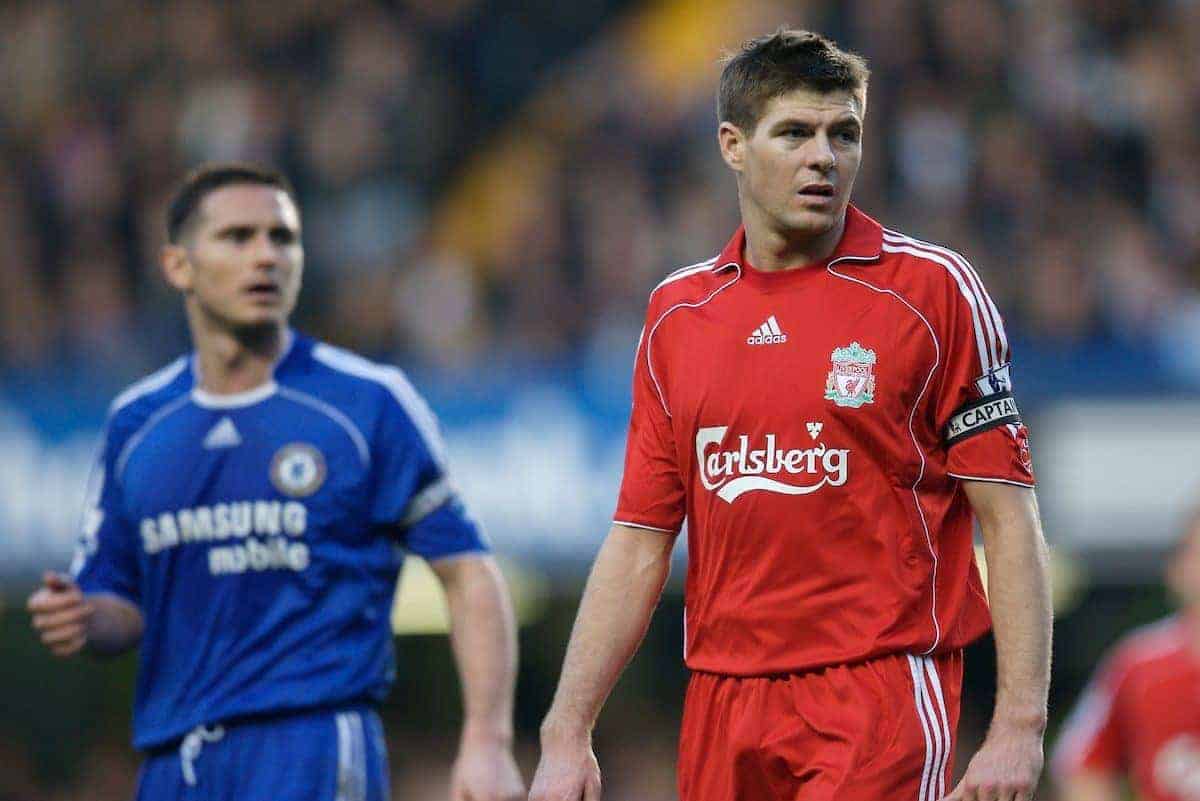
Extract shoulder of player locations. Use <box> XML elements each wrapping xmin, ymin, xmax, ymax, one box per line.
<box><xmin>1109</xmin><ymin>616</ymin><xmax>1189</xmax><ymax>674</ymax></box>
<box><xmin>106</xmin><ymin>355</ymin><xmax>192</xmax><ymax>435</ymax></box>
<box><xmin>304</xmin><ymin>341</ymin><xmax>436</xmax><ymax>427</ymax></box>
<box><xmin>645</xmin><ymin>254</ymin><xmax>730</xmax><ymax>313</ymax></box>
<box><xmin>1089</xmin><ymin>616</ymin><xmax>1190</xmax><ymax>697</ymax></box>
<box><xmin>876</xmin><ymin>227</ymin><xmax>993</xmax><ymax>305</ymax></box>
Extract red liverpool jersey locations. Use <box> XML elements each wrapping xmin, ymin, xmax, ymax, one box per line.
<box><xmin>614</xmin><ymin>205</ymin><xmax>1035</xmax><ymax>676</ymax></box>
<box><xmin>1054</xmin><ymin>617</ymin><xmax>1200</xmax><ymax>801</ymax></box>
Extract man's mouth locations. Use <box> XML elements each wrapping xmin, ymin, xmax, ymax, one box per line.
<box><xmin>798</xmin><ymin>183</ymin><xmax>835</xmax><ymax>197</ymax></box>
<box><xmin>244</xmin><ymin>282</ymin><xmax>281</xmax><ymax>300</ymax></box>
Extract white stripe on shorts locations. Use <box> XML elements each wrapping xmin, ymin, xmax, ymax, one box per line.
<box><xmin>336</xmin><ymin>711</ymin><xmax>368</xmax><ymax>801</ymax></box>
<box><xmin>907</xmin><ymin>655</ymin><xmax>953</xmax><ymax>801</ymax></box>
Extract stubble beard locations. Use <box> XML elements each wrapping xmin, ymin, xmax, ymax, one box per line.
<box><xmin>190</xmin><ymin>295</ymin><xmax>288</xmax><ymax>351</ymax></box>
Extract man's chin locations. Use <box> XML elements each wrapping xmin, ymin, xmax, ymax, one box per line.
<box><xmin>226</xmin><ymin>312</ymin><xmax>288</xmax><ymax>339</ymax></box>
<box><xmin>781</xmin><ymin>208</ymin><xmax>841</xmax><ymax>238</ymax></box>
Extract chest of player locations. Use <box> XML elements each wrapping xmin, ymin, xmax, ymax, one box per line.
<box><xmin>655</xmin><ymin>275</ymin><xmax>939</xmax><ymax>464</ymax></box>
<box><xmin>118</xmin><ymin>398</ymin><xmax>369</xmax><ymax>556</ymax></box>
<box><xmin>1127</xmin><ymin>668</ymin><xmax>1200</xmax><ymax>799</ymax></box>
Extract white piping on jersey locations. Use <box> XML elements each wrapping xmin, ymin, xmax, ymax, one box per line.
<box><xmin>110</xmin><ymin>357</ymin><xmax>188</xmax><ymax>413</ymax></box>
<box><xmin>277</xmin><ymin>386</ymin><xmax>371</xmax><ymax>468</ymax></box>
<box><xmin>653</xmin><ymin>256</ymin><xmax>718</xmax><ymax>291</ymax></box>
<box><xmin>401</xmin><ymin>477</ymin><xmax>455</xmax><ymax>527</ymax></box>
<box><xmin>885</xmin><ymin>231</ymin><xmax>1003</xmax><ymax>370</ymax></box>
<box><xmin>645</xmin><ymin>266</ymin><xmax>742</xmax><ymax>417</ymax></box>
<box><xmin>945</xmin><ymin>472</ymin><xmax>1035</xmax><ymax>489</ymax></box>
<box><xmin>115</xmin><ymin>394</ymin><xmax>193</xmax><ymax>480</ymax></box>
<box><xmin>611</xmin><ymin>519</ymin><xmax>678</xmax><ymax>534</ymax></box>
<box><xmin>192</xmin><ymin>382</ymin><xmax>278</xmax><ymax>409</ymax></box>
<box><xmin>887</xmin><ymin>232</ymin><xmax>1011</xmax><ymax>365</ymax></box>
<box><xmin>880</xmin><ymin>240</ymin><xmax>991</xmax><ymax>375</ymax></box>
<box><xmin>883</xmin><ymin>231</ymin><xmax>1009</xmax><ymax>372</ymax></box>
<box><xmin>828</xmin><ymin>257</ymin><xmax>944</xmax><ymax>654</ymax></box>
<box><xmin>312</xmin><ymin>344</ymin><xmax>448</xmax><ymax>467</ymax></box>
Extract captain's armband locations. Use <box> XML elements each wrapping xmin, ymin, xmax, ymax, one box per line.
<box><xmin>944</xmin><ymin>391</ymin><xmax>1022</xmax><ymax>447</ymax></box>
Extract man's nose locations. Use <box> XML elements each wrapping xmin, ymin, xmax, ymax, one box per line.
<box><xmin>806</xmin><ymin>132</ymin><xmax>836</xmax><ymax>171</ymax></box>
<box><xmin>252</xmin><ymin>233</ymin><xmax>281</xmax><ymax>268</ymax></box>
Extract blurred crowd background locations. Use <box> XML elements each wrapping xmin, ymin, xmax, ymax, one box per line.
<box><xmin>2</xmin><ymin>0</ymin><xmax>1198</xmax><ymax>798</ymax></box>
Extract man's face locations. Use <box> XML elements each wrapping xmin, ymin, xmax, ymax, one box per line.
<box><xmin>721</xmin><ymin>88</ymin><xmax>863</xmax><ymax>240</ymax></box>
<box><xmin>1168</xmin><ymin>519</ymin><xmax>1200</xmax><ymax>609</ymax></box>
<box><xmin>167</xmin><ymin>184</ymin><xmax>303</xmax><ymax>332</ymax></box>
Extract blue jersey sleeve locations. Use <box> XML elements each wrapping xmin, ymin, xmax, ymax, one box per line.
<box><xmin>71</xmin><ymin>421</ymin><xmax>141</xmax><ymax>605</ymax></box>
<box><xmin>370</xmin><ymin>373</ymin><xmax>489</xmax><ymax>561</ymax></box>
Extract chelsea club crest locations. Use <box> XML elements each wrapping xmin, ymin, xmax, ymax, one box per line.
<box><xmin>270</xmin><ymin>443</ymin><xmax>327</xmax><ymax>498</ymax></box>
<box><xmin>824</xmin><ymin>342</ymin><xmax>877</xmax><ymax>408</ymax></box>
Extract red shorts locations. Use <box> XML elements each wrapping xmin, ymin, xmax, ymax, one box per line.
<box><xmin>677</xmin><ymin>651</ymin><xmax>963</xmax><ymax>801</ymax></box>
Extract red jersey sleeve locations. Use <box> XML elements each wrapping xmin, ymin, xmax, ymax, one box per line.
<box><xmin>1052</xmin><ymin>652</ymin><xmax>1130</xmax><ymax>778</ymax></box>
<box><xmin>613</xmin><ymin>306</ymin><xmax>686</xmax><ymax>534</ymax></box>
<box><xmin>932</xmin><ymin>256</ymin><xmax>1036</xmax><ymax>486</ymax></box>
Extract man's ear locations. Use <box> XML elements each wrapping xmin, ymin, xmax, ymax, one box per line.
<box><xmin>161</xmin><ymin>243</ymin><xmax>193</xmax><ymax>293</ymax></box>
<box><xmin>719</xmin><ymin>121</ymin><xmax>748</xmax><ymax>173</ymax></box>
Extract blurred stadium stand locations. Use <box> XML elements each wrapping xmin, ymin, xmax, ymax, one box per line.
<box><xmin>2</xmin><ymin>0</ymin><xmax>1198</xmax><ymax>797</ymax></box>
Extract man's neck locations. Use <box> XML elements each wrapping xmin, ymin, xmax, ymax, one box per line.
<box><xmin>741</xmin><ymin>204</ymin><xmax>847</xmax><ymax>272</ymax></box>
<box><xmin>191</xmin><ymin>316</ymin><xmax>287</xmax><ymax>396</ymax></box>
<box><xmin>1183</xmin><ymin>609</ymin><xmax>1200</xmax><ymax>659</ymax></box>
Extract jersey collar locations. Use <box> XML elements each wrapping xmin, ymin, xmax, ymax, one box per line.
<box><xmin>711</xmin><ymin>204</ymin><xmax>884</xmax><ymax>272</ymax></box>
<box><xmin>189</xmin><ymin>328</ymin><xmax>298</xmax><ymax>409</ymax></box>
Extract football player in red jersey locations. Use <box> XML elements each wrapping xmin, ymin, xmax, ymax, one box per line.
<box><xmin>529</xmin><ymin>29</ymin><xmax>1050</xmax><ymax>801</ymax></box>
<box><xmin>1053</xmin><ymin>509</ymin><xmax>1200</xmax><ymax>801</ymax></box>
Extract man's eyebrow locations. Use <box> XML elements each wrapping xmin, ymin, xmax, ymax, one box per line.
<box><xmin>214</xmin><ymin>223</ymin><xmax>254</xmax><ymax>234</ymax></box>
<box><xmin>770</xmin><ymin>116</ymin><xmax>818</xmax><ymax>128</ymax></box>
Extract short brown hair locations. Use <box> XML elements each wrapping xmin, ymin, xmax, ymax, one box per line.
<box><xmin>167</xmin><ymin>163</ymin><xmax>296</xmax><ymax>243</ymax></box>
<box><xmin>718</xmin><ymin>29</ymin><xmax>870</xmax><ymax>133</ymax></box>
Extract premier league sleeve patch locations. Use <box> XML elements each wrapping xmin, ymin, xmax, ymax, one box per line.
<box><xmin>973</xmin><ymin>362</ymin><xmax>1013</xmax><ymax>396</ymax></box>
<box><xmin>945</xmin><ymin>361</ymin><xmax>1024</xmax><ymax>449</ymax></box>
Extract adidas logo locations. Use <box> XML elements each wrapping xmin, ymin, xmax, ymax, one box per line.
<box><xmin>203</xmin><ymin>417</ymin><xmax>242</xmax><ymax>449</ymax></box>
<box><xmin>747</xmin><ymin>315</ymin><xmax>787</xmax><ymax>345</ymax></box>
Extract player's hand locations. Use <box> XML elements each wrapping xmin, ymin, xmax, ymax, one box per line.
<box><xmin>450</xmin><ymin>732</ymin><xmax>525</xmax><ymax>801</ymax></box>
<box><xmin>942</xmin><ymin>720</ymin><xmax>1043</xmax><ymax>801</ymax></box>
<box><xmin>27</xmin><ymin>571</ymin><xmax>93</xmax><ymax>657</ymax></box>
<box><xmin>527</xmin><ymin>734</ymin><xmax>601</xmax><ymax>801</ymax></box>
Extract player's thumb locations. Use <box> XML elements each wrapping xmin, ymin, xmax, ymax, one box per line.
<box><xmin>43</xmin><ymin>571</ymin><xmax>74</xmax><ymax>592</ymax></box>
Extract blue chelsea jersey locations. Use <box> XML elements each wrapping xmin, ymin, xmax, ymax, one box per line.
<box><xmin>72</xmin><ymin>333</ymin><xmax>489</xmax><ymax>750</ymax></box>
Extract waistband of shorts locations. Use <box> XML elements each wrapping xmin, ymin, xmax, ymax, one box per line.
<box><xmin>144</xmin><ymin>699</ymin><xmax>378</xmax><ymax>756</ymax></box>
<box><xmin>687</xmin><ymin>647</ymin><xmax>964</xmax><ymax>681</ymax></box>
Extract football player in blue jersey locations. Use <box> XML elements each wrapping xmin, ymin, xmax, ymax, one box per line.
<box><xmin>26</xmin><ymin>163</ymin><xmax>525</xmax><ymax>801</ymax></box>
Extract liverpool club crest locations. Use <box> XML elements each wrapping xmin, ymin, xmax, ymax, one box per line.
<box><xmin>824</xmin><ymin>342</ymin><xmax>877</xmax><ymax>408</ymax></box>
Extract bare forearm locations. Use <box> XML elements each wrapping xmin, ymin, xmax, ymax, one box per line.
<box><xmin>971</xmin><ymin>483</ymin><xmax>1052</xmax><ymax>731</ymax></box>
<box><xmin>541</xmin><ymin>524</ymin><xmax>674</xmax><ymax>740</ymax></box>
<box><xmin>436</xmin><ymin>555</ymin><xmax>519</xmax><ymax>742</ymax></box>
<box><xmin>84</xmin><ymin>593</ymin><xmax>144</xmax><ymax>657</ymax></box>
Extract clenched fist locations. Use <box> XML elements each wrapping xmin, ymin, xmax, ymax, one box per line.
<box><xmin>27</xmin><ymin>571</ymin><xmax>93</xmax><ymax>657</ymax></box>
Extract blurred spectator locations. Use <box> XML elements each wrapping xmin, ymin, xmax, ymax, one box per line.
<box><xmin>4</xmin><ymin>0</ymin><xmax>1200</xmax><ymax>387</ymax></box>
